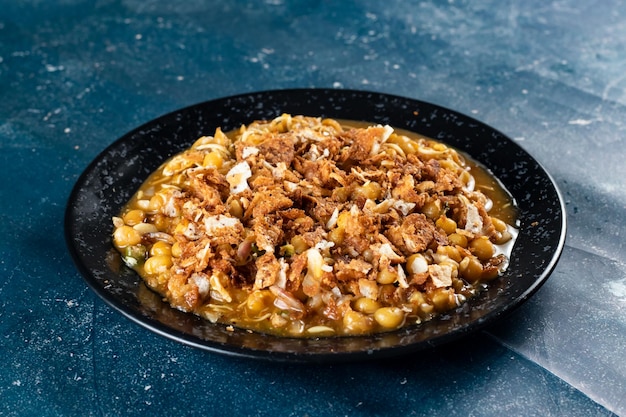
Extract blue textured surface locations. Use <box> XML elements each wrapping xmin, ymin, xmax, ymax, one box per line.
<box><xmin>1</xmin><ymin>1</ymin><xmax>624</xmax><ymax>415</ymax></box>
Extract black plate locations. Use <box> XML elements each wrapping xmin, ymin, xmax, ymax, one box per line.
<box><xmin>65</xmin><ymin>89</ymin><xmax>566</xmax><ymax>362</ymax></box>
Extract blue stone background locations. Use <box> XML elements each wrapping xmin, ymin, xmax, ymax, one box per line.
<box><xmin>1</xmin><ymin>1</ymin><xmax>625</xmax><ymax>415</ymax></box>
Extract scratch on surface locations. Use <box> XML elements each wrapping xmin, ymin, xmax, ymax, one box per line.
<box><xmin>601</xmin><ymin>72</ymin><xmax>626</xmax><ymax>102</ymax></box>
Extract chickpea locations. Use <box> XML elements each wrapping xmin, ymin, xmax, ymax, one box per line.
<box><xmin>246</xmin><ymin>290</ymin><xmax>271</xmax><ymax>314</ymax></box>
<box><xmin>406</xmin><ymin>254</ymin><xmax>428</xmax><ymax>274</ymax></box>
<box><xmin>352</xmin><ymin>181</ymin><xmax>382</xmax><ymax>200</ymax></box>
<box><xmin>374</xmin><ymin>307</ymin><xmax>405</xmax><ymax>329</ymax></box>
<box><xmin>203</xmin><ymin>151</ymin><xmax>223</xmax><ymax>168</ymax></box>
<box><xmin>421</xmin><ymin>200</ymin><xmax>441</xmax><ymax>220</ymax></box>
<box><xmin>376</xmin><ymin>267</ymin><xmax>397</xmax><ymax>285</ymax></box>
<box><xmin>327</xmin><ymin>227</ymin><xmax>345</xmax><ymax>245</ymax></box>
<box><xmin>419</xmin><ymin>302</ymin><xmax>435</xmax><ymax>315</ymax></box>
<box><xmin>459</xmin><ymin>256</ymin><xmax>483</xmax><ymax>283</ymax></box>
<box><xmin>152</xmin><ymin>213</ymin><xmax>170</xmax><ymax>232</ymax></box>
<box><xmin>343</xmin><ymin>310</ymin><xmax>374</xmax><ymax>334</ymax></box>
<box><xmin>171</xmin><ymin>241</ymin><xmax>183</xmax><ymax>258</ymax></box>
<box><xmin>332</xmin><ymin>187</ymin><xmax>350</xmax><ymax>203</ymax></box>
<box><xmin>430</xmin><ymin>288</ymin><xmax>455</xmax><ymax>312</ymax></box>
<box><xmin>150</xmin><ymin>240</ymin><xmax>172</xmax><ymax>257</ymax></box>
<box><xmin>448</xmin><ymin>233</ymin><xmax>468</xmax><ymax>248</ymax></box>
<box><xmin>435</xmin><ymin>216</ymin><xmax>457</xmax><ymax>235</ymax></box>
<box><xmin>148</xmin><ymin>193</ymin><xmax>166</xmax><ymax>213</ymax></box>
<box><xmin>228</xmin><ymin>199</ymin><xmax>244</xmax><ymax>218</ymax></box>
<box><xmin>143</xmin><ymin>255</ymin><xmax>173</xmax><ymax>275</ymax></box>
<box><xmin>290</xmin><ymin>235</ymin><xmax>309</xmax><ymax>254</ymax></box>
<box><xmin>122</xmin><ymin>209</ymin><xmax>145</xmax><ymax>226</ymax></box>
<box><xmin>408</xmin><ymin>291</ymin><xmax>426</xmax><ymax>307</ymax></box>
<box><xmin>353</xmin><ymin>297</ymin><xmax>381</xmax><ymax>314</ymax></box>
<box><xmin>491</xmin><ymin>217</ymin><xmax>508</xmax><ymax>233</ymax></box>
<box><xmin>494</xmin><ymin>230</ymin><xmax>513</xmax><ymax>245</ymax></box>
<box><xmin>336</xmin><ymin>211</ymin><xmax>351</xmax><ymax>229</ymax></box>
<box><xmin>113</xmin><ymin>225</ymin><xmax>142</xmax><ymax>248</ymax></box>
<box><xmin>439</xmin><ymin>245</ymin><xmax>462</xmax><ymax>263</ymax></box>
<box><xmin>470</xmin><ymin>236</ymin><xmax>495</xmax><ymax>261</ymax></box>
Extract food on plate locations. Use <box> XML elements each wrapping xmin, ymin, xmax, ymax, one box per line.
<box><xmin>112</xmin><ymin>114</ymin><xmax>517</xmax><ymax>337</ymax></box>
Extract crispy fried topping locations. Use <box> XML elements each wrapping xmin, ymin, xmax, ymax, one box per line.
<box><xmin>113</xmin><ymin>115</ymin><xmax>517</xmax><ymax>337</ymax></box>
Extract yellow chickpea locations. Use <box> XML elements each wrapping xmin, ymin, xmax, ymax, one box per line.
<box><xmin>374</xmin><ymin>307</ymin><xmax>405</xmax><ymax>329</ymax></box>
<box><xmin>440</xmin><ymin>245</ymin><xmax>462</xmax><ymax>263</ymax></box>
<box><xmin>491</xmin><ymin>217</ymin><xmax>508</xmax><ymax>233</ymax></box>
<box><xmin>150</xmin><ymin>241</ymin><xmax>172</xmax><ymax>257</ymax></box>
<box><xmin>430</xmin><ymin>288</ymin><xmax>455</xmax><ymax>312</ymax></box>
<box><xmin>151</xmin><ymin>214</ymin><xmax>170</xmax><ymax>232</ymax></box>
<box><xmin>148</xmin><ymin>193</ymin><xmax>166</xmax><ymax>213</ymax></box>
<box><xmin>353</xmin><ymin>297</ymin><xmax>381</xmax><ymax>314</ymax></box>
<box><xmin>376</xmin><ymin>267</ymin><xmax>397</xmax><ymax>285</ymax></box>
<box><xmin>419</xmin><ymin>302</ymin><xmax>435</xmax><ymax>315</ymax></box>
<box><xmin>343</xmin><ymin>310</ymin><xmax>374</xmax><ymax>334</ymax></box>
<box><xmin>421</xmin><ymin>200</ymin><xmax>441</xmax><ymax>220</ymax></box>
<box><xmin>328</xmin><ymin>227</ymin><xmax>345</xmax><ymax>245</ymax></box>
<box><xmin>113</xmin><ymin>225</ymin><xmax>142</xmax><ymax>248</ymax></box>
<box><xmin>470</xmin><ymin>236</ymin><xmax>495</xmax><ymax>261</ymax></box>
<box><xmin>448</xmin><ymin>233</ymin><xmax>468</xmax><ymax>248</ymax></box>
<box><xmin>352</xmin><ymin>181</ymin><xmax>382</xmax><ymax>200</ymax></box>
<box><xmin>409</xmin><ymin>291</ymin><xmax>426</xmax><ymax>307</ymax></box>
<box><xmin>290</xmin><ymin>236</ymin><xmax>309</xmax><ymax>254</ymax></box>
<box><xmin>246</xmin><ymin>290</ymin><xmax>271</xmax><ymax>315</ymax></box>
<box><xmin>336</xmin><ymin>211</ymin><xmax>351</xmax><ymax>229</ymax></box>
<box><xmin>436</xmin><ymin>216</ymin><xmax>457</xmax><ymax>235</ymax></box>
<box><xmin>171</xmin><ymin>241</ymin><xmax>183</xmax><ymax>258</ymax></box>
<box><xmin>459</xmin><ymin>256</ymin><xmax>483</xmax><ymax>283</ymax></box>
<box><xmin>203</xmin><ymin>151</ymin><xmax>223</xmax><ymax>168</ymax></box>
<box><xmin>143</xmin><ymin>255</ymin><xmax>173</xmax><ymax>275</ymax></box>
<box><xmin>122</xmin><ymin>209</ymin><xmax>145</xmax><ymax>226</ymax></box>
<box><xmin>228</xmin><ymin>199</ymin><xmax>244</xmax><ymax>218</ymax></box>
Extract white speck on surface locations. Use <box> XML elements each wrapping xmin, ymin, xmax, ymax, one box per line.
<box><xmin>606</xmin><ymin>279</ymin><xmax>626</xmax><ymax>302</ymax></box>
<box><xmin>64</xmin><ymin>128</ymin><xmax>71</xmax><ymax>134</ymax></box>
<box><xmin>135</xmin><ymin>33</ymin><xmax>142</xmax><ymax>40</ymax></box>
<box><xmin>45</xmin><ymin>64</ymin><xmax>64</xmax><ymax>72</ymax></box>
<box><xmin>176</xmin><ymin>75</ymin><xmax>184</xmax><ymax>81</ymax></box>
<box><xmin>333</xmin><ymin>81</ymin><xmax>343</xmax><ymax>88</ymax></box>
<box><xmin>12</xmin><ymin>380</ymin><xmax>22</xmax><ymax>387</ymax></box>
<box><xmin>145</xmin><ymin>385</ymin><xmax>152</xmax><ymax>391</ymax></box>
<box><xmin>568</xmin><ymin>119</ymin><xmax>593</xmax><ymax>126</ymax></box>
